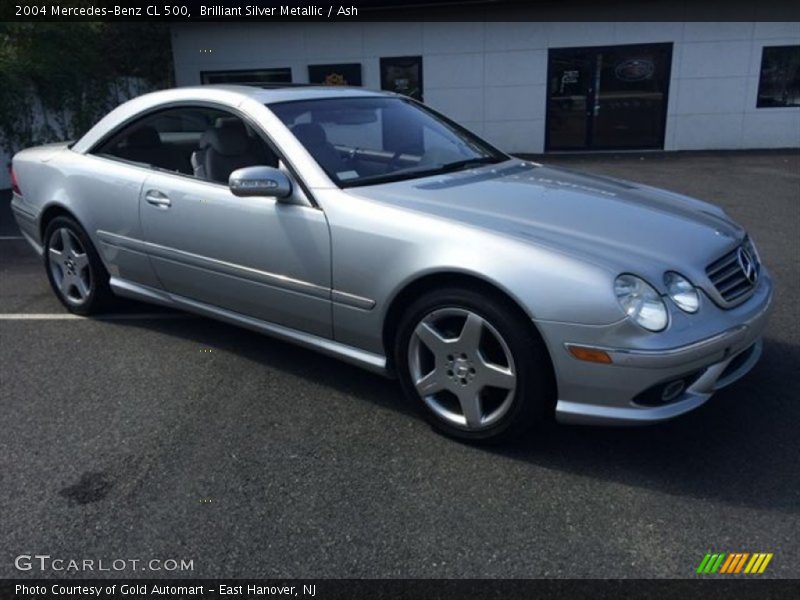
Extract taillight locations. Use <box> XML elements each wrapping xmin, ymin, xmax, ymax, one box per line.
<box><xmin>10</xmin><ymin>166</ymin><xmax>21</xmax><ymax>196</ymax></box>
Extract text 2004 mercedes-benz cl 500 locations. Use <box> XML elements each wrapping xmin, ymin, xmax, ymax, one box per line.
<box><xmin>11</xmin><ymin>86</ymin><xmax>773</xmax><ymax>441</ymax></box>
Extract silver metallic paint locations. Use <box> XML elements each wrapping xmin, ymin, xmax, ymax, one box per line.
<box><xmin>11</xmin><ymin>85</ymin><xmax>774</xmax><ymax>426</ymax></box>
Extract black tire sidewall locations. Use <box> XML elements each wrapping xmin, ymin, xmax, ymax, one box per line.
<box><xmin>43</xmin><ymin>216</ymin><xmax>110</xmax><ymax>315</ymax></box>
<box><xmin>394</xmin><ymin>286</ymin><xmax>555</xmax><ymax>442</ymax></box>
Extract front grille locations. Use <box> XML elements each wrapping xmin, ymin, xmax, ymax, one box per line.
<box><xmin>706</xmin><ymin>238</ymin><xmax>760</xmax><ymax>304</ymax></box>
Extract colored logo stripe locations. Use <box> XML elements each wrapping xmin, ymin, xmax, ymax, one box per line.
<box><xmin>745</xmin><ymin>553</ymin><xmax>774</xmax><ymax>573</ymax></box>
<box><xmin>734</xmin><ymin>553</ymin><xmax>750</xmax><ymax>573</ymax></box>
<box><xmin>697</xmin><ymin>553</ymin><xmax>726</xmax><ymax>573</ymax></box>
<box><xmin>719</xmin><ymin>553</ymin><xmax>736</xmax><ymax>573</ymax></box>
<box><xmin>719</xmin><ymin>553</ymin><xmax>748</xmax><ymax>573</ymax></box>
<box><xmin>698</xmin><ymin>552</ymin><xmax>773</xmax><ymax>574</ymax></box>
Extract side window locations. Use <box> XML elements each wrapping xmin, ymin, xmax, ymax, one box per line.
<box><xmin>93</xmin><ymin>106</ymin><xmax>279</xmax><ymax>184</ymax></box>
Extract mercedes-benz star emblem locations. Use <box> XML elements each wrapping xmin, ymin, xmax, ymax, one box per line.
<box><xmin>737</xmin><ymin>246</ymin><xmax>758</xmax><ymax>284</ymax></box>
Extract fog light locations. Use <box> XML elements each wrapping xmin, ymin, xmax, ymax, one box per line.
<box><xmin>661</xmin><ymin>379</ymin><xmax>685</xmax><ymax>402</ymax></box>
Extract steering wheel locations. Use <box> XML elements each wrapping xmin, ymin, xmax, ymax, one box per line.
<box><xmin>386</xmin><ymin>145</ymin><xmax>420</xmax><ymax>173</ymax></box>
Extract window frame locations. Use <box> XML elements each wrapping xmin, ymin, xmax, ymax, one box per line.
<box><xmin>85</xmin><ymin>101</ymin><xmax>319</xmax><ymax>206</ymax></box>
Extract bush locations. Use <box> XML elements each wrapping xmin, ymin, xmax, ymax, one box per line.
<box><xmin>0</xmin><ymin>23</ymin><xmax>173</xmax><ymax>155</ymax></box>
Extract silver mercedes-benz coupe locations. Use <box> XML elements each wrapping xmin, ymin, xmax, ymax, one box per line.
<box><xmin>11</xmin><ymin>85</ymin><xmax>773</xmax><ymax>441</ymax></box>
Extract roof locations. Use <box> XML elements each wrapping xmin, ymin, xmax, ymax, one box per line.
<box><xmin>182</xmin><ymin>84</ymin><xmax>391</xmax><ymax>104</ymax></box>
<box><xmin>70</xmin><ymin>84</ymin><xmax>394</xmax><ymax>154</ymax></box>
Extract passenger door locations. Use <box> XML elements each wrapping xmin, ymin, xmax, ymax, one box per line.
<box><xmin>139</xmin><ymin>106</ymin><xmax>332</xmax><ymax>338</ymax></box>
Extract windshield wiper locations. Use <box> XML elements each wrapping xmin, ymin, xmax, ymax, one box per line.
<box><xmin>341</xmin><ymin>156</ymin><xmax>505</xmax><ymax>188</ymax></box>
<box><xmin>342</xmin><ymin>166</ymin><xmax>449</xmax><ymax>188</ymax></box>
<box><xmin>437</xmin><ymin>156</ymin><xmax>503</xmax><ymax>173</ymax></box>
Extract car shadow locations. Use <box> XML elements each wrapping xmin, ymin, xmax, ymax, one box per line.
<box><xmin>110</xmin><ymin>306</ymin><xmax>798</xmax><ymax>514</ymax></box>
<box><xmin>485</xmin><ymin>336</ymin><xmax>800</xmax><ymax>514</ymax></box>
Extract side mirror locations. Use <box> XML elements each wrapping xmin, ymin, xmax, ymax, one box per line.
<box><xmin>229</xmin><ymin>166</ymin><xmax>292</xmax><ymax>199</ymax></box>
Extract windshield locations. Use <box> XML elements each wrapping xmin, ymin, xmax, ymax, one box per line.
<box><xmin>269</xmin><ymin>96</ymin><xmax>506</xmax><ymax>187</ymax></box>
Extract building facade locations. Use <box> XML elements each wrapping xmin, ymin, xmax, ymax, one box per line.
<box><xmin>171</xmin><ymin>21</ymin><xmax>800</xmax><ymax>154</ymax></box>
<box><xmin>2</xmin><ymin>21</ymin><xmax>797</xmax><ymax>190</ymax></box>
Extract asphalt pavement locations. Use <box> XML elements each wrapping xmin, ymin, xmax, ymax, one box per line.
<box><xmin>1</xmin><ymin>151</ymin><xmax>798</xmax><ymax>579</ymax></box>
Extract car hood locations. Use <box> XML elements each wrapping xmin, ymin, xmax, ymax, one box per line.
<box><xmin>346</xmin><ymin>160</ymin><xmax>745</xmax><ymax>282</ymax></box>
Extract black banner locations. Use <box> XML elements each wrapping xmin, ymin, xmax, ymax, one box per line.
<box><xmin>2</xmin><ymin>0</ymin><xmax>799</xmax><ymax>22</ymax></box>
<box><xmin>2</xmin><ymin>579</ymin><xmax>800</xmax><ymax>600</ymax></box>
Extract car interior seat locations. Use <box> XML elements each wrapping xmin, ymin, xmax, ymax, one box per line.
<box><xmin>192</xmin><ymin>122</ymin><xmax>260</xmax><ymax>184</ymax></box>
<box><xmin>214</xmin><ymin>117</ymin><xmax>278</xmax><ymax>168</ymax></box>
<box><xmin>118</xmin><ymin>126</ymin><xmax>183</xmax><ymax>172</ymax></box>
<box><xmin>290</xmin><ymin>123</ymin><xmax>346</xmax><ymax>175</ymax></box>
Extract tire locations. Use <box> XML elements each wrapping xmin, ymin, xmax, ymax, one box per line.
<box><xmin>395</xmin><ymin>286</ymin><xmax>555</xmax><ymax>442</ymax></box>
<box><xmin>43</xmin><ymin>216</ymin><xmax>113</xmax><ymax>315</ymax></box>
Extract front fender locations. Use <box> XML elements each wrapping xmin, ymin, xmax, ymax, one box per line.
<box><xmin>320</xmin><ymin>189</ymin><xmax>622</xmax><ymax>355</ymax></box>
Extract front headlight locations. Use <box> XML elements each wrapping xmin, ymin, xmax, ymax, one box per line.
<box><xmin>614</xmin><ymin>274</ymin><xmax>668</xmax><ymax>332</ymax></box>
<box><xmin>664</xmin><ymin>271</ymin><xmax>699</xmax><ymax>313</ymax></box>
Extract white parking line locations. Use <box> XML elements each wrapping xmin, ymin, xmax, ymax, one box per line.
<box><xmin>0</xmin><ymin>313</ymin><xmax>195</xmax><ymax>320</ymax></box>
<box><xmin>0</xmin><ymin>236</ymin><xmax>25</xmax><ymax>240</ymax></box>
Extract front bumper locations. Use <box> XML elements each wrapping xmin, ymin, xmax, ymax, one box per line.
<box><xmin>536</xmin><ymin>271</ymin><xmax>774</xmax><ymax>425</ymax></box>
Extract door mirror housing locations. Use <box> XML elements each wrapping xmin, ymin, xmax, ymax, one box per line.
<box><xmin>229</xmin><ymin>166</ymin><xmax>292</xmax><ymax>199</ymax></box>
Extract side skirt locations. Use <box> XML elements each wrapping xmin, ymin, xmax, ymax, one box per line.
<box><xmin>109</xmin><ymin>277</ymin><xmax>389</xmax><ymax>376</ymax></box>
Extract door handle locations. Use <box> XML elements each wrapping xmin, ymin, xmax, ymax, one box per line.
<box><xmin>145</xmin><ymin>190</ymin><xmax>171</xmax><ymax>208</ymax></box>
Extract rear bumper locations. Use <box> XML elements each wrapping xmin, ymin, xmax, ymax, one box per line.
<box><xmin>537</xmin><ymin>271</ymin><xmax>773</xmax><ymax>426</ymax></box>
<box><xmin>11</xmin><ymin>192</ymin><xmax>43</xmax><ymax>255</ymax></box>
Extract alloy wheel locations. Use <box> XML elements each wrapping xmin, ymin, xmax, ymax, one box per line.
<box><xmin>48</xmin><ymin>227</ymin><xmax>92</xmax><ymax>306</ymax></box>
<box><xmin>407</xmin><ymin>307</ymin><xmax>517</xmax><ymax>431</ymax></box>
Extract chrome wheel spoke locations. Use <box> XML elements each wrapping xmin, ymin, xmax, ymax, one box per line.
<box><xmin>477</xmin><ymin>358</ymin><xmax>515</xmax><ymax>391</ymax></box>
<box><xmin>73</xmin><ymin>252</ymin><xmax>89</xmax><ymax>271</ymax></box>
<box><xmin>59</xmin><ymin>272</ymin><xmax>74</xmax><ymax>294</ymax></box>
<box><xmin>415</xmin><ymin>321</ymin><xmax>455</xmax><ymax>358</ymax></box>
<box><xmin>49</xmin><ymin>247</ymin><xmax>63</xmax><ymax>265</ymax></box>
<box><xmin>60</xmin><ymin>228</ymin><xmax>74</xmax><ymax>254</ymax></box>
<box><xmin>456</xmin><ymin>389</ymin><xmax>483</xmax><ymax>428</ymax></box>
<box><xmin>414</xmin><ymin>369</ymin><xmax>445</xmax><ymax>396</ymax></box>
<box><xmin>74</xmin><ymin>275</ymin><xmax>90</xmax><ymax>299</ymax></box>
<box><xmin>456</xmin><ymin>312</ymin><xmax>483</xmax><ymax>352</ymax></box>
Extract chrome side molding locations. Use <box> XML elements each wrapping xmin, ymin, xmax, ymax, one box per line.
<box><xmin>98</xmin><ymin>230</ymin><xmax>375</xmax><ymax>310</ymax></box>
<box><xmin>109</xmin><ymin>277</ymin><xmax>388</xmax><ymax>375</ymax></box>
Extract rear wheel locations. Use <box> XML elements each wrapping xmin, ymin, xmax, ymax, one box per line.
<box><xmin>43</xmin><ymin>216</ymin><xmax>112</xmax><ymax>315</ymax></box>
<box><xmin>395</xmin><ymin>286</ymin><xmax>555</xmax><ymax>442</ymax></box>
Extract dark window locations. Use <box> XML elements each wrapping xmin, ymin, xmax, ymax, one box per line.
<box><xmin>546</xmin><ymin>43</ymin><xmax>673</xmax><ymax>151</ymax></box>
<box><xmin>201</xmin><ymin>68</ymin><xmax>292</xmax><ymax>86</ymax></box>
<box><xmin>380</xmin><ymin>56</ymin><xmax>423</xmax><ymax>101</ymax></box>
<box><xmin>757</xmin><ymin>45</ymin><xmax>800</xmax><ymax>108</ymax></box>
<box><xmin>93</xmin><ymin>106</ymin><xmax>278</xmax><ymax>183</ymax></box>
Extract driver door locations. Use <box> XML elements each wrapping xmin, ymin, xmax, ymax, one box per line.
<box><xmin>138</xmin><ymin>106</ymin><xmax>332</xmax><ymax>338</ymax></box>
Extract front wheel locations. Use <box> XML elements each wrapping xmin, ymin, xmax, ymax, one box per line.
<box><xmin>43</xmin><ymin>216</ymin><xmax>112</xmax><ymax>315</ymax></box>
<box><xmin>395</xmin><ymin>287</ymin><xmax>555</xmax><ymax>442</ymax></box>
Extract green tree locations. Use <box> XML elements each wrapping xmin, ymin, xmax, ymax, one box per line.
<box><xmin>0</xmin><ymin>23</ymin><xmax>173</xmax><ymax>156</ymax></box>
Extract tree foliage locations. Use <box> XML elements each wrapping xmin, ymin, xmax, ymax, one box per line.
<box><xmin>0</xmin><ymin>23</ymin><xmax>173</xmax><ymax>155</ymax></box>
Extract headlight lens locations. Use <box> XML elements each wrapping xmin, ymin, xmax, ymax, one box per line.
<box><xmin>614</xmin><ymin>274</ymin><xmax>668</xmax><ymax>331</ymax></box>
<box><xmin>664</xmin><ymin>271</ymin><xmax>700</xmax><ymax>313</ymax></box>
